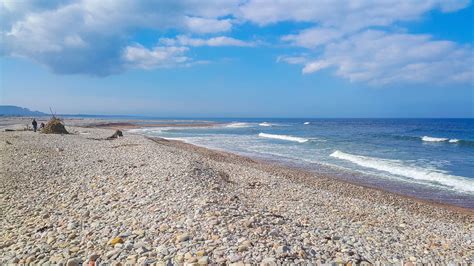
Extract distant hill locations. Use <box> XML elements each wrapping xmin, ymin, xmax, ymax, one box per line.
<box><xmin>0</xmin><ymin>105</ymin><xmax>47</xmax><ymax>116</ymax></box>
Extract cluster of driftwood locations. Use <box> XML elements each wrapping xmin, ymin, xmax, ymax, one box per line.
<box><xmin>107</xmin><ymin>130</ymin><xmax>123</xmax><ymax>139</ymax></box>
<box><xmin>4</xmin><ymin>116</ymin><xmax>68</xmax><ymax>134</ymax></box>
<box><xmin>42</xmin><ymin>117</ymin><xmax>69</xmax><ymax>134</ymax></box>
<box><xmin>87</xmin><ymin>130</ymin><xmax>124</xmax><ymax>141</ymax></box>
<box><xmin>5</xmin><ymin>114</ymin><xmax>125</xmax><ymax>140</ymax></box>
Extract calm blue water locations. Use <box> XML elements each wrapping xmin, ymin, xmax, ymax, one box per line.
<box><xmin>127</xmin><ymin>118</ymin><xmax>474</xmax><ymax>208</ymax></box>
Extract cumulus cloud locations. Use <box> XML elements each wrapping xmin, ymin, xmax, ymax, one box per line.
<box><xmin>160</xmin><ymin>35</ymin><xmax>254</xmax><ymax>47</ymax></box>
<box><xmin>270</xmin><ymin>0</ymin><xmax>473</xmax><ymax>85</ymax></box>
<box><xmin>184</xmin><ymin>17</ymin><xmax>233</xmax><ymax>34</ymax></box>
<box><xmin>282</xmin><ymin>27</ymin><xmax>344</xmax><ymax>48</ymax></box>
<box><xmin>0</xmin><ymin>0</ymin><xmax>243</xmax><ymax>75</ymax></box>
<box><xmin>1</xmin><ymin>0</ymin><xmax>472</xmax><ymax>85</ymax></box>
<box><xmin>123</xmin><ymin>45</ymin><xmax>190</xmax><ymax>70</ymax></box>
<box><xmin>239</xmin><ymin>0</ymin><xmax>470</xmax><ymax>30</ymax></box>
<box><xmin>299</xmin><ymin>31</ymin><xmax>473</xmax><ymax>85</ymax></box>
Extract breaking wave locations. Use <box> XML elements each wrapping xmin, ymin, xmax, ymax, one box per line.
<box><xmin>330</xmin><ymin>150</ymin><xmax>474</xmax><ymax>193</ymax></box>
<box><xmin>259</xmin><ymin>122</ymin><xmax>273</xmax><ymax>127</ymax></box>
<box><xmin>420</xmin><ymin>136</ymin><xmax>474</xmax><ymax>146</ymax></box>
<box><xmin>225</xmin><ymin>122</ymin><xmax>252</xmax><ymax>128</ymax></box>
<box><xmin>392</xmin><ymin>135</ymin><xmax>473</xmax><ymax>146</ymax></box>
<box><xmin>258</xmin><ymin>133</ymin><xmax>309</xmax><ymax>143</ymax></box>
<box><xmin>421</xmin><ymin>136</ymin><xmax>449</xmax><ymax>142</ymax></box>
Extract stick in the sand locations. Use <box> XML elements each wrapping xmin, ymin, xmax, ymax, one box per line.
<box><xmin>49</xmin><ymin>107</ymin><xmax>57</xmax><ymax>118</ymax></box>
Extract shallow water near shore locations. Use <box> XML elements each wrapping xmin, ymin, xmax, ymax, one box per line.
<box><xmin>128</xmin><ymin>118</ymin><xmax>474</xmax><ymax>208</ymax></box>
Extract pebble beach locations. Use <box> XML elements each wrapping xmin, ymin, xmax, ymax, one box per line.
<box><xmin>1</xmin><ymin>124</ymin><xmax>473</xmax><ymax>265</ymax></box>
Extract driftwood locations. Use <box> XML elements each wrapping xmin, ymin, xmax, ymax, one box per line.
<box><xmin>106</xmin><ymin>130</ymin><xmax>123</xmax><ymax>140</ymax></box>
<box><xmin>43</xmin><ymin>118</ymin><xmax>68</xmax><ymax>134</ymax></box>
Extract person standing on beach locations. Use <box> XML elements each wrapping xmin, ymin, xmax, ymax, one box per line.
<box><xmin>32</xmin><ymin>119</ymin><xmax>38</xmax><ymax>132</ymax></box>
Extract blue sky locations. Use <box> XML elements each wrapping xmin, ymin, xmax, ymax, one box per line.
<box><xmin>0</xmin><ymin>0</ymin><xmax>473</xmax><ymax>118</ymax></box>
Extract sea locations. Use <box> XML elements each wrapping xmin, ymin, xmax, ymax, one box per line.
<box><xmin>114</xmin><ymin>118</ymin><xmax>473</xmax><ymax>208</ymax></box>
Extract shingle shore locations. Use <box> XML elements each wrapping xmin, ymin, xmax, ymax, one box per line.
<box><xmin>1</xmin><ymin>127</ymin><xmax>472</xmax><ymax>265</ymax></box>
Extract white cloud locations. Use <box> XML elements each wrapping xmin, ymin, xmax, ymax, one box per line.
<box><xmin>302</xmin><ymin>60</ymin><xmax>331</xmax><ymax>74</ymax></box>
<box><xmin>268</xmin><ymin>0</ymin><xmax>473</xmax><ymax>85</ymax></box>
<box><xmin>160</xmin><ymin>35</ymin><xmax>254</xmax><ymax>47</ymax></box>
<box><xmin>123</xmin><ymin>44</ymin><xmax>190</xmax><ymax>69</ymax></box>
<box><xmin>239</xmin><ymin>0</ymin><xmax>470</xmax><ymax>30</ymax></box>
<box><xmin>276</xmin><ymin>55</ymin><xmax>308</xmax><ymax>64</ymax></box>
<box><xmin>0</xmin><ymin>0</ymin><xmax>75</xmax><ymax>29</ymax></box>
<box><xmin>299</xmin><ymin>30</ymin><xmax>473</xmax><ymax>85</ymax></box>
<box><xmin>282</xmin><ymin>27</ymin><xmax>344</xmax><ymax>48</ymax></box>
<box><xmin>0</xmin><ymin>0</ymin><xmax>243</xmax><ymax>75</ymax></box>
<box><xmin>184</xmin><ymin>17</ymin><xmax>232</xmax><ymax>34</ymax></box>
<box><xmin>0</xmin><ymin>0</ymin><xmax>472</xmax><ymax>85</ymax></box>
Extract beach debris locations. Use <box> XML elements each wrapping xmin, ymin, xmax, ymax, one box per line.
<box><xmin>36</xmin><ymin>225</ymin><xmax>53</xmax><ymax>233</ymax></box>
<box><xmin>188</xmin><ymin>160</ymin><xmax>232</xmax><ymax>186</ymax></box>
<box><xmin>107</xmin><ymin>130</ymin><xmax>123</xmax><ymax>140</ymax></box>
<box><xmin>42</xmin><ymin>117</ymin><xmax>69</xmax><ymax>134</ymax></box>
<box><xmin>109</xmin><ymin>237</ymin><xmax>124</xmax><ymax>246</ymax></box>
<box><xmin>5</xmin><ymin>140</ymin><xmax>12</xmax><ymax>145</ymax></box>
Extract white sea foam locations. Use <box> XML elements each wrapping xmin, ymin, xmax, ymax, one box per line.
<box><xmin>421</xmin><ymin>136</ymin><xmax>448</xmax><ymax>142</ymax></box>
<box><xmin>161</xmin><ymin>137</ymin><xmax>189</xmax><ymax>142</ymax></box>
<box><xmin>128</xmin><ymin>128</ymin><xmax>163</xmax><ymax>134</ymax></box>
<box><xmin>258</xmin><ymin>133</ymin><xmax>308</xmax><ymax>143</ymax></box>
<box><xmin>421</xmin><ymin>136</ymin><xmax>464</xmax><ymax>144</ymax></box>
<box><xmin>330</xmin><ymin>150</ymin><xmax>474</xmax><ymax>193</ymax></box>
<box><xmin>304</xmin><ymin>122</ymin><xmax>310</xmax><ymax>125</ymax></box>
<box><xmin>225</xmin><ymin>122</ymin><xmax>251</xmax><ymax>128</ymax></box>
<box><xmin>259</xmin><ymin>122</ymin><xmax>272</xmax><ymax>127</ymax></box>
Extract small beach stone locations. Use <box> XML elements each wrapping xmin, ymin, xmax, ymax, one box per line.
<box><xmin>276</xmin><ymin>245</ymin><xmax>290</xmax><ymax>255</ymax></box>
<box><xmin>228</xmin><ymin>254</ymin><xmax>241</xmax><ymax>263</ymax></box>
<box><xmin>159</xmin><ymin>224</ymin><xmax>170</xmax><ymax>232</ymax></box>
<box><xmin>66</xmin><ymin>258</ymin><xmax>80</xmax><ymax>266</ymax></box>
<box><xmin>196</xmin><ymin>250</ymin><xmax>206</xmax><ymax>257</ymax></box>
<box><xmin>176</xmin><ymin>233</ymin><xmax>190</xmax><ymax>242</ymax></box>
<box><xmin>198</xmin><ymin>256</ymin><xmax>209</xmax><ymax>265</ymax></box>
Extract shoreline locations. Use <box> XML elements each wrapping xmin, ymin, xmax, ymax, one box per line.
<box><xmin>1</xmin><ymin>124</ymin><xmax>473</xmax><ymax>264</ymax></box>
<box><xmin>145</xmin><ymin>136</ymin><xmax>474</xmax><ymax>215</ymax></box>
<box><xmin>89</xmin><ymin>122</ymin><xmax>220</xmax><ymax>130</ymax></box>
<box><xmin>124</xmin><ymin>122</ymin><xmax>474</xmax><ymax>210</ymax></box>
